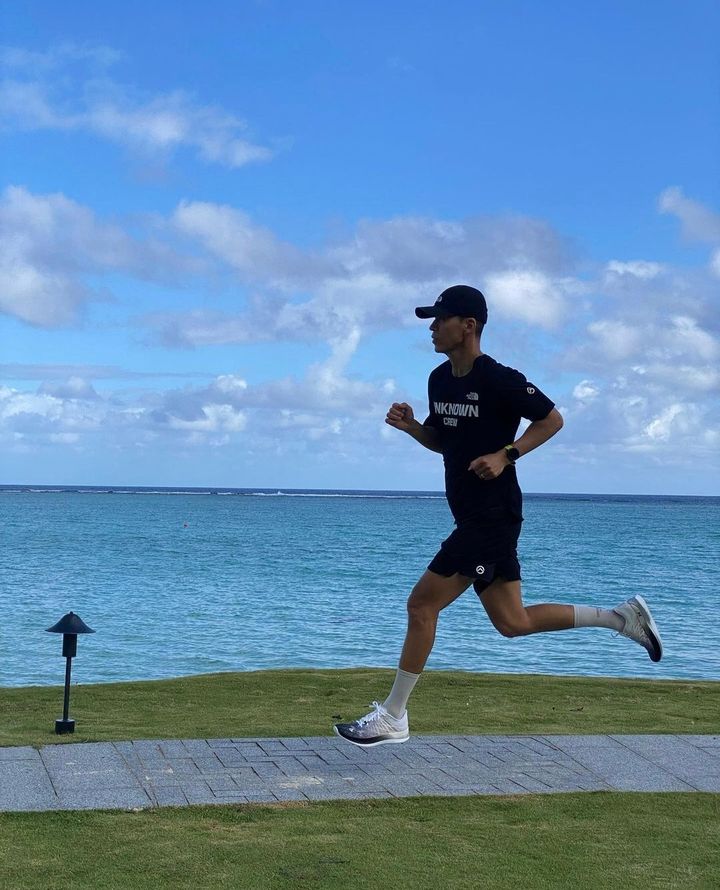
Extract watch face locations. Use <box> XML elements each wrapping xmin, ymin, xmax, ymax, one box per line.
<box><xmin>507</xmin><ymin>447</ymin><xmax>520</xmax><ymax>462</ymax></box>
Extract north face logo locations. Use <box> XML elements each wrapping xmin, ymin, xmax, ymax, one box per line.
<box><xmin>467</xmin><ymin>392</ymin><xmax>478</xmax><ymax>401</ymax></box>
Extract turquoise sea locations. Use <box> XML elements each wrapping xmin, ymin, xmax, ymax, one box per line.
<box><xmin>1</xmin><ymin>486</ymin><xmax>718</xmax><ymax>688</ymax></box>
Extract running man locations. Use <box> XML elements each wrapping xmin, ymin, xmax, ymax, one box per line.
<box><xmin>334</xmin><ymin>284</ymin><xmax>663</xmax><ymax>747</ymax></box>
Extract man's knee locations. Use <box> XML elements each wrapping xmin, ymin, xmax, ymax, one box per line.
<box><xmin>406</xmin><ymin>586</ymin><xmax>438</xmax><ymax>623</ymax></box>
<box><xmin>493</xmin><ymin>612</ymin><xmax>533</xmax><ymax>638</ymax></box>
<box><xmin>407</xmin><ymin>577</ymin><xmax>451</xmax><ymax>621</ymax></box>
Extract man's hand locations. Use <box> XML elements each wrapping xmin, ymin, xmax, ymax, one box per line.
<box><xmin>385</xmin><ymin>402</ymin><xmax>415</xmax><ymax>432</ymax></box>
<box><xmin>468</xmin><ymin>450</ymin><xmax>511</xmax><ymax>481</ymax></box>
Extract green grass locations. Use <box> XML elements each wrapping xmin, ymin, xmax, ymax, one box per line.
<box><xmin>1</xmin><ymin>794</ymin><xmax>718</xmax><ymax>889</ymax></box>
<box><xmin>2</xmin><ymin>670</ymin><xmax>718</xmax><ymax>889</ymax></box>
<box><xmin>1</xmin><ymin>668</ymin><xmax>718</xmax><ymax>748</ymax></box>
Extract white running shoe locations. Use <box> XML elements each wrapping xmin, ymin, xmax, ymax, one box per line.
<box><xmin>613</xmin><ymin>595</ymin><xmax>663</xmax><ymax>662</ymax></box>
<box><xmin>334</xmin><ymin>701</ymin><xmax>410</xmax><ymax>747</ymax></box>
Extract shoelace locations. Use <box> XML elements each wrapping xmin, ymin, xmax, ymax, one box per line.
<box><xmin>355</xmin><ymin>701</ymin><xmax>384</xmax><ymax>727</ymax></box>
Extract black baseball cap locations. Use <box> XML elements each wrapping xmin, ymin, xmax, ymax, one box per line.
<box><xmin>415</xmin><ymin>284</ymin><xmax>488</xmax><ymax>324</ymax></box>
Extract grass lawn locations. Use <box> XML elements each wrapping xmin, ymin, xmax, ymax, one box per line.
<box><xmin>1</xmin><ymin>668</ymin><xmax>718</xmax><ymax>747</ymax></box>
<box><xmin>1</xmin><ymin>670</ymin><xmax>718</xmax><ymax>889</ymax></box>
<box><xmin>1</xmin><ymin>793</ymin><xmax>718</xmax><ymax>889</ymax></box>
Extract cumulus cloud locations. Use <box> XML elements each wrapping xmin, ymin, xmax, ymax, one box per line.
<box><xmin>172</xmin><ymin>200</ymin><xmax>333</xmax><ymax>288</ymax></box>
<box><xmin>2</xmin><ymin>174</ymin><xmax>586</xmax><ymax>336</ymax></box>
<box><xmin>573</xmin><ymin>380</ymin><xmax>599</xmax><ymax>402</ymax></box>
<box><xmin>659</xmin><ymin>187</ymin><xmax>720</xmax><ymax>243</ymax></box>
<box><xmin>143</xmin><ymin>206</ymin><xmax>580</xmax><ymax>347</ymax></box>
<box><xmin>483</xmin><ymin>269</ymin><xmax>574</xmax><ymax>328</ymax></box>
<box><xmin>0</xmin><ymin>44</ymin><xmax>273</xmax><ymax>168</ymax></box>
<box><xmin>604</xmin><ymin>260</ymin><xmax>665</xmax><ymax>280</ymax></box>
<box><xmin>4</xmin><ymin>179</ymin><xmax>718</xmax><ymax>472</ymax></box>
<box><xmin>37</xmin><ymin>377</ymin><xmax>99</xmax><ymax>400</ymax></box>
<box><xmin>0</xmin><ymin>339</ymin><xmax>398</xmax><ymax>458</ymax></box>
<box><xmin>0</xmin><ymin>186</ymin><xmax>197</xmax><ymax>326</ymax></box>
<box><xmin>0</xmin><ymin>363</ymin><xmax>213</xmax><ymax>381</ymax></box>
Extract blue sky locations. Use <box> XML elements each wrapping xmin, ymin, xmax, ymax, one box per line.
<box><xmin>1</xmin><ymin>1</ymin><xmax>718</xmax><ymax>494</ymax></box>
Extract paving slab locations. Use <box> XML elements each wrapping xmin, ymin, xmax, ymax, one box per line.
<box><xmin>0</xmin><ymin>734</ymin><xmax>718</xmax><ymax>812</ymax></box>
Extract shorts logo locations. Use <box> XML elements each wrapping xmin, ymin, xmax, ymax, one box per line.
<box><xmin>475</xmin><ymin>565</ymin><xmax>485</xmax><ymax>575</ymax></box>
<box><xmin>527</xmin><ymin>386</ymin><xmax>535</xmax><ymax>394</ymax></box>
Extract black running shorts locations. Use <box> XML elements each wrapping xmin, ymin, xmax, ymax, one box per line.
<box><xmin>427</xmin><ymin>521</ymin><xmax>522</xmax><ymax>595</ymax></box>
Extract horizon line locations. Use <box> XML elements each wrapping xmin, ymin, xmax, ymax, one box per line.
<box><xmin>1</xmin><ymin>483</ymin><xmax>717</xmax><ymax>500</ymax></box>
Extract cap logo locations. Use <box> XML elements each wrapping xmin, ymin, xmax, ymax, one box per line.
<box><xmin>475</xmin><ymin>565</ymin><xmax>485</xmax><ymax>575</ymax></box>
<box><xmin>436</xmin><ymin>295</ymin><xmax>443</xmax><ymax>303</ymax></box>
<box><xmin>527</xmin><ymin>387</ymin><xmax>535</xmax><ymax>394</ymax></box>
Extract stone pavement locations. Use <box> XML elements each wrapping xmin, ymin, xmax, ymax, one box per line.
<box><xmin>2</xmin><ymin>734</ymin><xmax>719</xmax><ymax>812</ymax></box>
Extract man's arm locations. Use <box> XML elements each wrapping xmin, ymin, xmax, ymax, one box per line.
<box><xmin>386</xmin><ymin>402</ymin><xmax>443</xmax><ymax>453</ymax></box>
<box><xmin>468</xmin><ymin>408</ymin><xmax>563</xmax><ymax>479</ymax></box>
<box><xmin>512</xmin><ymin>407</ymin><xmax>564</xmax><ymax>458</ymax></box>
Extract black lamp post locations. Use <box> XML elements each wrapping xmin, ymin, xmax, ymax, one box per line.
<box><xmin>46</xmin><ymin>612</ymin><xmax>95</xmax><ymax>734</ymax></box>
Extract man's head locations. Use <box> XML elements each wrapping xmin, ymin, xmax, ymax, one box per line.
<box><xmin>415</xmin><ymin>285</ymin><xmax>487</xmax><ymax>353</ymax></box>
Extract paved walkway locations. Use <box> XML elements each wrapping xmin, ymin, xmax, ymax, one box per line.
<box><xmin>1</xmin><ymin>734</ymin><xmax>719</xmax><ymax>812</ymax></box>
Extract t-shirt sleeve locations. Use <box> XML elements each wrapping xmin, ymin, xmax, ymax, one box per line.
<box><xmin>490</xmin><ymin>364</ymin><xmax>555</xmax><ymax>421</ymax></box>
<box><xmin>423</xmin><ymin>369</ymin><xmax>441</xmax><ymax>429</ymax></box>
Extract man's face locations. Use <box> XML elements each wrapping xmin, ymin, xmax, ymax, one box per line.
<box><xmin>429</xmin><ymin>315</ymin><xmax>470</xmax><ymax>353</ymax></box>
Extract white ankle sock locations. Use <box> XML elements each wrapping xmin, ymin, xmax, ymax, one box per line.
<box><xmin>573</xmin><ymin>605</ymin><xmax>624</xmax><ymax>632</ymax></box>
<box><xmin>383</xmin><ymin>669</ymin><xmax>420</xmax><ymax>718</ymax></box>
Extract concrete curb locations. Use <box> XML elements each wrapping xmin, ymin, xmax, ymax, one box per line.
<box><xmin>2</xmin><ymin>734</ymin><xmax>719</xmax><ymax>812</ymax></box>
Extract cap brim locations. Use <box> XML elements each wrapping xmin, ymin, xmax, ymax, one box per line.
<box><xmin>415</xmin><ymin>306</ymin><xmax>449</xmax><ymax>318</ymax></box>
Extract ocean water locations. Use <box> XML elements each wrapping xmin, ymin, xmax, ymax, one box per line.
<box><xmin>1</xmin><ymin>486</ymin><xmax>718</xmax><ymax>688</ymax></box>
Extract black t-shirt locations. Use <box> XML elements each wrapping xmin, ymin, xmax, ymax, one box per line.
<box><xmin>424</xmin><ymin>354</ymin><xmax>555</xmax><ymax>525</ymax></box>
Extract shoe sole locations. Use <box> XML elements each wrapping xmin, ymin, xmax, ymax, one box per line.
<box><xmin>333</xmin><ymin>725</ymin><xmax>409</xmax><ymax>747</ymax></box>
<box><xmin>632</xmin><ymin>594</ymin><xmax>663</xmax><ymax>662</ymax></box>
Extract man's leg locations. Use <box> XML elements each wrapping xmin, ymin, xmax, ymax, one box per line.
<box><xmin>398</xmin><ymin>570</ymin><xmax>474</xmax><ymax>672</ymax></box>
<box><xmin>479</xmin><ymin>578</ymin><xmax>573</xmax><ymax>637</ymax></box>
<box><xmin>334</xmin><ymin>570</ymin><xmax>471</xmax><ymax>747</ymax></box>
<box><xmin>479</xmin><ymin>577</ymin><xmax>663</xmax><ymax>661</ymax></box>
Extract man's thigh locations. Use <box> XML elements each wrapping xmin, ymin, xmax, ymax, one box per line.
<box><xmin>409</xmin><ymin>570</ymin><xmax>474</xmax><ymax>614</ymax></box>
<box><xmin>478</xmin><ymin>577</ymin><xmax>525</xmax><ymax>627</ymax></box>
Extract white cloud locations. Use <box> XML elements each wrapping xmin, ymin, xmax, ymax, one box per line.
<box><xmin>0</xmin><ymin>43</ymin><xmax>123</xmax><ymax>71</ymax></box>
<box><xmin>82</xmin><ymin>88</ymin><xmax>274</xmax><ymax>167</ymax></box>
<box><xmin>643</xmin><ymin>404</ymin><xmax>687</xmax><ymax>442</ymax></box>
<box><xmin>639</xmin><ymin>364</ymin><xmax>719</xmax><ymax>392</ymax></box>
<box><xmin>172</xmin><ymin>200</ymin><xmax>330</xmax><ymax>287</ymax></box>
<box><xmin>605</xmin><ymin>260</ymin><xmax>665</xmax><ymax>280</ymax></box>
<box><xmin>0</xmin><ymin>363</ymin><xmax>214</xmax><ymax>382</ymax></box>
<box><xmin>670</xmin><ymin>315</ymin><xmax>719</xmax><ymax>362</ymax></box>
<box><xmin>38</xmin><ymin>377</ymin><xmax>99</xmax><ymax>400</ymax></box>
<box><xmin>483</xmin><ymin>269</ymin><xmax>570</xmax><ymax>328</ymax></box>
<box><xmin>659</xmin><ymin>187</ymin><xmax>720</xmax><ymax>243</ymax></box>
<box><xmin>3</xmin><ymin>180</ymin><xmax>718</xmax><ymax>476</ymax></box>
<box><xmin>0</xmin><ymin>186</ymin><xmax>197</xmax><ymax>326</ymax></box>
<box><xmin>2</xmin><ymin>178</ymin><xmax>587</xmax><ymax>337</ymax></box>
<box><xmin>586</xmin><ymin>320</ymin><xmax>644</xmax><ymax>361</ymax></box>
<box><xmin>167</xmin><ymin>403</ymin><xmax>247</xmax><ymax>433</ymax></box>
<box><xmin>148</xmin><ymin>205</ymin><xmax>582</xmax><ymax>346</ymax></box>
<box><xmin>0</xmin><ymin>45</ymin><xmax>273</xmax><ymax>168</ymax></box>
<box><xmin>0</xmin><ymin>343</ymin><xmax>400</xmax><ymax>460</ymax></box>
<box><xmin>573</xmin><ymin>380</ymin><xmax>599</xmax><ymax>401</ymax></box>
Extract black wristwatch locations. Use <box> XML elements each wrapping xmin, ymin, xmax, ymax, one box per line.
<box><xmin>504</xmin><ymin>445</ymin><xmax>520</xmax><ymax>464</ymax></box>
